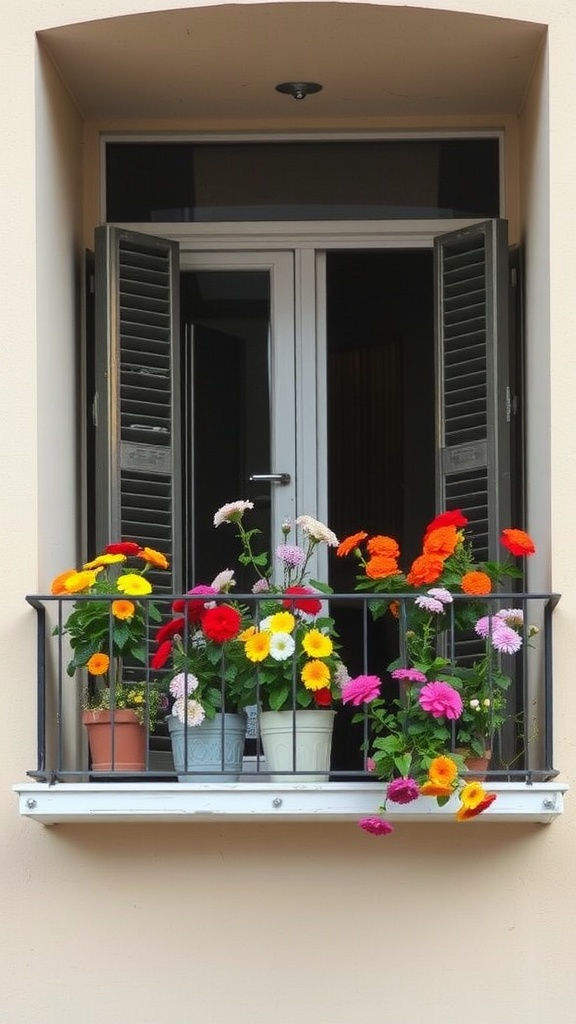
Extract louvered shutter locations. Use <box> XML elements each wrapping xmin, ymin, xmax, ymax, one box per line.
<box><xmin>94</xmin><ymin>227</ymin><xmax>182</xmax><ymax>595</ymax></box>
<box><xmin>434</xmin><ymin>219</ymin><xmax>510</xmax><ymax>562</ymax></box>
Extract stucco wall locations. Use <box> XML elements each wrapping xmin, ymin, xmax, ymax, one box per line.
<box><xmin>2</xmin><ymin>3</ymin><xmax>575</xmax><ymax>1023</ymax></box>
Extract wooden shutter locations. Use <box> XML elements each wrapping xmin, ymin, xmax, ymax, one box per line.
<box><xmin>93</xmin><ymin>227</ymin><xmax>182</xmax><ymax>594</ymax></box>
<box><xmin>434</xmin><ymin>219</ymin><xmax>510</xmax><ymax>562</ymax></box>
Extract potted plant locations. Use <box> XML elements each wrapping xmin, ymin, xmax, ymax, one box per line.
<box><xmin>51</xmin><ymin>541</ymin><xmax>169</xmax><ymax>772</ymax></box>
<box><xmin>336</xmin><ymin>511</ymin><xmax>537</xmax><ymax>834</ymax></box>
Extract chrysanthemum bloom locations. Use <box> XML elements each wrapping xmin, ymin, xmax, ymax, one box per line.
<box><xmin>87</xmin><ymin>652</ymin><xmax>110</xmax><ymax>676</ymax></box>
<box><xmin>169</xmin><ymin>672</ymin><xmax>199</xmax><ymax>698</ymax></box>
<box><xmin>302</xmin><ymin>629</ymin><xmax>333</xmax><ymax>658</ymax></box>
<box><xmin>336</xmin><ymin>531</ymin><xmax>368</xmax><ymax>557</ymax></box>
<box><xmin>137</xmin><ymin>546</ymin><xmax>169</xmax><ymax>569</ymax></box>
<box><xmin>295</xmin><ymin>514</ymin><xmax>339</xmax><ymax>547</ymax></box>
<box><xmin>151</xmin><ymin>640</ymin><xmax>172</xmax><ymax>670</ymax></box>
<box><xmin>244</xmin><ymin>631</ymin><xmax>271</xmax><ymax>662</ymax></box>
<box><xmin>419</xmin><ymin>780</ymin><xmax>455</xmax><ymax>797</ymax></box>
<box><xmin>155</xmin><ymin>617</ymin><xmax>186</xmax><ymax>646</ymax></box>
<box><xmin>423</xmin><ymin>509</ymin><xmax>468</xmax><ymax>539</ymax></box>
<box><xmin>105</xmin><ymin>541</ymin><xmax>141</xmax><ymax>556</ymax></box>
<box><xmin>213</xmin><ymin>499</ymin><xmax>254</xmax><ymax>527</ymax></box>
<box><xmin>116</xmin><ymin>573</ymin><xmax>153</xmax><ymax>596</ymax></box>
<box><xmin>415</xmin><ymin>594</ymin><xmax>444</xmax><ymax>614</ymax></box>
<box><xmin>210</xmin><ymin>569</ymin><xmax>236</xmax><ymax>592</ymax></box>
<box><xmin>423</xmin><ymin>525</ymin><xmax>459</xmax><ymax>558</ymax></box>
<box><xmin>365</xmin><ymin>555</ymin><xmax>400</xmax><ymax>579</ymax></box>
<box><xmin>418</xmin><ymin>681</ymin><xmax>463</xmax><ymax>719</ymax></box>
<box><xmin>269</xmin><ymin>632</ymin><xmax>296</xmax><ymax>661</ymax></box>
<box><xmin>490</xmin><ymin>623</ymin><xmax>522</xmax><ymax>655</ymax></box>
<box><xmin>500</xmin><ymin>528</ymin><xmax>536</xmax><ymax>557</ymax></box>
<box><xmin>301</xmin><ymin>659</ymin><xmax>331</xmax><ymax>691</ymax></box>
<box><xmin>50</xmin><ymin>569</ymin><xmax>77</xmax><ymax>595</ymax></box>
<box><xmin>366</xmin><ymin>535</ymin><xmax>400</xmax><ymax>559</ymax></box>
<box><xmin>202</xmin><ymin>604</ymin><xmax>242</xmax><ymax>643</ymax></box>
<box><xmin>456</xmin><ymin>791</ymin><xmax>497</xmax><ymax>820</ymax></box>
<box><xmin>111</xmin><ymin>599</ymin><xmax>135</xmax><ymax>621</ymax></box>
<box><xmin>172</xmin><ymin>697</ymin><xmax>205</xmax><ymax>727</ymax></box>
<box><xmin>269</xmin><ymin>611</ymin><xmax>296</xmax><ymax>634</ymax></box>
<box><xmin>342</xmin><ymin>674</ymin><xmax>381</xmax><ymax>705</ymax></box>
<box><xmin>313</xmin><ymin>687</ymin><xmax>332</xmax><ymax>707</ymax></box>
<box><xmin>461</xmin><ymin>570</ymin><xmax>492</xmax><ymax>595</ymax></box>
<box><xmin>276</xmin><ymin>544</ymin><xmax>306</xmax><ymax>568</ymax></box>
<box><xmin>62</xmin><ymin>569</ymin><xmax>101</xmax><ymax>593</ymax></box>
<box><xmin>282</xmin><ymin>586</ymin><xmax>322</xmax><ymax>615</ymax></box>
<box><xmin>406</xmin><ymin>553</ymin><xmax>446</xmax><ymax>586</ymax></box>
<box><xmin>359</xmin><ymin>816</ymin><xmax>393</xmax><ymax>836</ymax></box>
<box><xmin>427</xmin><ymin>755</ymin><xmax>459</xmax><ymax>787</ymax></box>
<box><xmin>84</xmin><ymin>553</ymin><xmax>126</xmax><ymax>569</ymax></box>
<box><xmin>386</xmin><ymin>777</ymin><xmax>420</xmax><ymax>804</ymax></box>
<box><xmin>391</xmin><ymin>667</ymin><xmax>427</xmax><ymax>684</ymax></box>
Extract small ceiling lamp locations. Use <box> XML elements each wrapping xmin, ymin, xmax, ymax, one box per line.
<box><xmin>275</xmin><ymin>81</ymin><xmax>323</xmax><ymax>101</ymax></box>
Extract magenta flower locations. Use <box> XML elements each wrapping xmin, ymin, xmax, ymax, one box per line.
<box><xmin>359</xmin><ymin>816</ymin><xmax>394</xmax><ymax>836</ymax></box>
<box><xmin>391</xmin><ymin>668</ymin><xmax>427</xmax><ymax>684</ymax></box>
<box><xmin>386</xmin><ymin>777</ymin><xmax>420</xmax><ymax>804</ymax></box>
<box><xmin>342</xmin><ymin>674</ymin><xmax>382</xmax><ymax>705</ymax></box>
<box><xmin>418</xmin><ymin>681</ymin><xmax>463</xmax><ymax>720</ymax></box>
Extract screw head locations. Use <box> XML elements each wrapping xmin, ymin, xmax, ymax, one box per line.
<box><xmin>272</xmin><ymin>797</ymin><xmax>283</xmax><ymax>808</ymax></box>
<box><xmin>26</xmin><ymin>798</ymin><xmax>37</xmax><ymax>810</ymax></box>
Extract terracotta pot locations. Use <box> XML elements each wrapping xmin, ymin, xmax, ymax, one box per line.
<box><xmin>456</xmin><ymin>747</ymin><xmax>492</xmax><ymax>781</ymax></box>
<box><xmin>82</xmin><ymin>709</ymin><xmax>146</xmax><ymax>772</ymax></box>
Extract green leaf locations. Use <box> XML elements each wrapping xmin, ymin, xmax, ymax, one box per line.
<box><xmin>269</xmin><ymin>685</ymin><xmax>290</xmax><ymax>712</ymax></box>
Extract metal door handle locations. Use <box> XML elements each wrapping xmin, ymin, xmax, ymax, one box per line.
<box><xmin>249</xmin><ymin>473</ymin><xmax>291</xmax><ymax>485</ymax></box>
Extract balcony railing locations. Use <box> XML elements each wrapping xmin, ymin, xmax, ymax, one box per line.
<box><xmin>24</xmin><ymin>590</ymin><xmax>560</xmax><ymax>785</ymax></box>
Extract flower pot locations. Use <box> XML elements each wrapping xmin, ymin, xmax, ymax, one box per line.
<box><xmin>456</xmin><ymin>747</ymin><xmax>492</xmax><ymax>781</ymax></box>
<box><xmin>259</xmin><ymin>709</ymin><xmax>336</xmax><ymax>783</ymax></box>
<box><xmin>82</xmin><ymin>709</ymin><xmax>146</xmax><ymax>772</ymax></box>
<box><xmin>168</xmin><ymin>712</ymin><xmax>246</xmax><ymax>782</ymax></box>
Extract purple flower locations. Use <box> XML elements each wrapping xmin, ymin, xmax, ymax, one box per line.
<box><xmin>418</xmin><ymin>681</ymin><xmax>463</xmax><ymax>720</ymax></box>
<box><xmin>359</xmin><ymin>816</ymin><xmax>394</xmax><ymax>836</ymax></box>
<box><xmin>491</xmin><ymin>623</ymin><xmax>522</xmax><ymax>654</ymax></box>
<box><xmin>427</xmin><ymin>587</ymin><xmax>453</xmax><ymax>604</ymax></box>
<box><xmin>386</xmin><ymin>777</ymin><xmax>420</xmax><ymax>804</ymax></box>
<box><xmin>276</xmin><ymin>544</ymin><xmax>306</xmax><ymax>568</ymax></box>
<box><xmin>342</xmin><ymin>674</ymin><xmax>382</xmax><ymax>705</ymax></box>
<box><xmin>391</xmin><ymin>668</ymin><xmax>427</xmax><ymax>684</ymax></box>
<box><xmin>415</xmin><ymin>594</ymin><xmax>444</xmax><ymax>614</ymax></box>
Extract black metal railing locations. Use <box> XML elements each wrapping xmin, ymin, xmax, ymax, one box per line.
<box><xmin>25</xmin><ymin>590</ymin><xmax>560</xmax><ymax>783</ymax></box>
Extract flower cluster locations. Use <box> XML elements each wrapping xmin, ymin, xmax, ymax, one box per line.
<box><xmin>337</xmin><ymin>510</ymin><xmax>536</xmax><ymax>835</ymax></box>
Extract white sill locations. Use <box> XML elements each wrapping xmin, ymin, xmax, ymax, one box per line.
<box><xmin>13</xmin><ymin>781</ymin><xmax>567</xmax><ymax>825</ymax></box>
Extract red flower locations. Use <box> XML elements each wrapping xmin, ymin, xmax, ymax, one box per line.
<box><xmin>282</xmin><ymin>586</ymin><xmax>322</xmax><ymax>615</ymax></box>
<box><xmin>424</xmin><ymin>509</ymin><xmax>468</xmax><ymax>540</ymax></box>
<box><xmin>155</xmin><ymin>617</ymin><xmax>185</xmax><ymax>646</ymax></box>
<box><xmin>201</xmin><ymin>604</ymin><xmax>242</xmax><ymax>643</ymax></box>
<box><xmin>151</xmin><ymin>640</ymin><xmax>172</xmax><ymax>670</ymax></box>
<box><xmin>500</xmin><ymin>528</ymin><xmax>536</xmax><ymax>557</ymax></box>
<box><xmin>172</xmin><ymin>585</ymin><xmax>217</xmax><ymax>622</ymax></box>
<box><xmin>456</xmin><ymin>792</ymin><xmax>497</xmax><ymax>820</ymax></box>
<box><xmin>105</xmin><ymin>541</ymin><xmax>141</xmax><ymax>556</ymax></box>
<box><xmin>313</xmin><ymin>687</ymin><xmax>332</xmax><ymax>707</ymax></box>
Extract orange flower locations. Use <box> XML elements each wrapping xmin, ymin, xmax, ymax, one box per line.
<box><xmin>62</xmin><ymin>569</ymin><xmax>101</xmax><ymax>593</ymax></box>
<box><xmin>456</xmin><ymin>792</ymin><xmax>497</xmax><ymax>820</ymax></box>
<box><xmin>406</xmin><ymin>553</ymin><xmax>445</xmax><ymax>586</ymax></box>
<box><xmin>87</xmin><ymin>652</ymin><xmax>110</xmax><ymax>676</ymax></box>
<box><xmin>423</xmin><ymin>525</ymin><xmax>459</xmax><ymax>558</ymax></box>
<box><xmin>336</xmin><ymin>531</ymin><xmax>368</xmax><ymax>557</ymax></box>
<box><xmin>420</xmin><ymin>780</ymin><xmax>454</xmax><ymax>797</ymax></box>
<box><xmin>301</xmin><ymin>659</ymin><xmax>331</xmax><ymax>691</ymax></box>
<box><xmin>112</xmin><ymin>599</ymin><xmax>135</xmax><ymax>621</ymax></box>
<box><xmin>365</xmin><ymin>555</ymin><xmax>400</xmax><ymax>580</ymax></box>
<box><xmin>461</xmin><ymin>570</ymin><xmax>492</xmax><ymax>595</ymax></box>
<box><xmin>388</xmin><ymin>601</ymin><xmax>400</xmax><ymax>618</ymax></box>
<box><xmin>428</xmin><ymin>755</ymin><xmax>458</xmax><ymax>786</ymax></box>
<box><xmin>500</xmin><ymin>528</ymin><xmax>536</xmax><ymax>557</ymax></box>
<box><xmin>138</xmin><ymin>546</ymin><xmax>169</xmax><ymax>570</ymax></box>
<box><xmin>366</xmin><ymin>535</ymin><xmax>400</xmax><ymax>559</ymax></box>
<box><xmin>51</xmin><ymin>569</ymin><xmax>77</xmax><ymax>595</ymax></box>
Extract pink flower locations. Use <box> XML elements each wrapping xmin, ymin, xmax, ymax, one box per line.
<box><xmin>386</xmin><ymin>777</ymin><xmax>420</xmax><ymax>804</ymax></box>
<box><xmin>418</xmin><ymin>681</ymin><xmax>463</xmax><ymax>720</ymax></box>
<box><xmin>415</xmin><ymin>595</ymin><xmax>444</xmax><ymax>614</ymax></box>
<box><xmin>365</xmin><ymin>757</ymin><xmax>376</xmax><ymax>773</ymax></box>
<box><xmin>359</xmin><ymin>817</ymin><xmax>394</xmax><ymax>836</ymax></box>
<box><xmin>172</xmin><ymin>585</ymin><xmax>217</xmax><ymax>623</ymax></box>
<box><xmin>342</xmin><ymin>674</ymin><xmax>382</xmax><ymax>705</ymax></box>
<box><xmin>391</xmin><ymin>667</ymin><xmax>427</xmax><ymax>684</ymax></box>
<box><xmin>490</xmin><ymin>623</ymin><xmax>522</xmax><ymax>654</ymax></box>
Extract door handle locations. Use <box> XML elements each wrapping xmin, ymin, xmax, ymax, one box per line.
<box><xmin>249</xmin><ymin>473</ymin><xmax>291</xmax><ymax>485</ymax></box>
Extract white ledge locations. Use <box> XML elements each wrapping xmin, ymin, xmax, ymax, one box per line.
<box><xmin>13</xmin><ymin>781</ymin><xmax>567</xmax><ymax>825</ymax></box>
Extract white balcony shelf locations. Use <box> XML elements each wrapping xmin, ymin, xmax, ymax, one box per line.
<box><xmin>13</xmin><ymin>780</ymin><xmax>567</xmax><ymax>825</ymax></box>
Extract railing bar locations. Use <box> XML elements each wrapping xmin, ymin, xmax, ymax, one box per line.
<box><xmin>36</xmin><ymin>602</ymin><xmax>47</xmax><ymax>774</ymax></box>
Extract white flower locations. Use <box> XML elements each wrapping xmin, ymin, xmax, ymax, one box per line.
<box><xmin>213</xmin><ymin>500</ymin><xmax>254</xmax><ymax>527</ymax></box>
<box><xmin>172</xmin><ymin>697</ymin><xmax>205</xmax><ymax>726</ymax></box>
<box><xmin>252</xmin><ymin>578</ymin><xmax>270</xmax><ymax>594</ymax></box>
<box><xmin>295</xmin><ymin>514</ymin><xmax>339</xmax><ymax>546</ymax></box>
<box><xmin>496</xmin><ymin>608</ymin><xmax>524</xmax><ymax>628</ymax></box>
<box><xmin>483</xmin><ymin>698</ymin><xmax>491</xmax><ymax>708</ymax></box>
<box><xmin>269</xmin><ymin>632</ymin><xmax>296</xmax><ymax>661</ymax></box>
<box><xmin>169</xmin><ymin>672</ymin><xmax>199</xmax><ymax>698</ymax></box>
<box><xmin>259</xmin><ymin>615</ymin><xmax>274</xmax><ymax>632</ymax></box>
<box><xmin>333</xmin><ymin>660</ymin><xmax>351</xmax><ymax>690</ymax></box>
<box><xmin>415</xmin><ymin>594</ymin><xmax>444</xmax><ymax>614</ymax></box>
<box><xmin>211</xmin><ymin>568</ymin><xmax>236</xmax><ymax>592</ymax></box>
<box><xmin>427</xmin><ymin>587</ymin><xmax>453</xmax><ymax>604</ymax></box>
<box><xmin>469</xmin><ymin>698</ymin><xmax>480</xmax><ymax>709</ymax></box>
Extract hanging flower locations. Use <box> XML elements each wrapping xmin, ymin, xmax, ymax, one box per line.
<box><xmin>359</xmin><ymin>817</ymin><xmax>394</xmax><ymax>836</ymax></box>
<box><xmin>386</xmin><ymin>777</ymin><xmax>420</xmax><ymax>804</ymax></box>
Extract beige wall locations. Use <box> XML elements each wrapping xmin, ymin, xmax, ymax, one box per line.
<box><xmin>2</xmin><ymin>3</ymin><xmax>576</xmax><ymax>1022</ymax></box>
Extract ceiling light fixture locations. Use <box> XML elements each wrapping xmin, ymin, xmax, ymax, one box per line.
<box><xmin>275</xmin><ymin>81</ymin><xmax>323</xmax><ymax>101</ymax></box>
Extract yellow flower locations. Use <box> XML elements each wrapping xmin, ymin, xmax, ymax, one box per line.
<box><xmin>302</xmin><ymin>629</ymin><xmax>333</xmax><ymax>658</ymax></box>
<box><xmin>138</xmin><ymin>547</ymin><xmax>169</xmax><ymax>570</ymax></box>
<box><xmin>83</xmin><ymin>553</ymin><xmax>126</xmax><ymax>569</ymax></box>
<box><xmin>459</xmin><ymin>781</ymin><xmax>488</xmax><ymax>810</ymax></box>
<box><xmin>87</xmin><ymin>652</ymin><xmax>109</xmax><ymax>676</ymax></box>
<box><xmin>116</xmin><ymin>573</ymin><xmax>152</xmax><ymax>596</ymax></box>
<box><xmin>112</xmin><ymin>599</ymin><xmax>135</xmax><ymax>621</ymax></box>
<box><xmin>62</xmin><ymin>569</ymin><xmax>101</xmax><ymax>593</ymax></box>
<box><xmin>269</xmin><ymin>611</ymin><xmax>295</xmax><ymax>634</ymax></box>
<box><xmin>51</xmin><ymin>569</ymin><xmax>77</xmax><ymax>595</ymax></box>
<box><xmin>239</xmin><ymin>625</ymin><xmax>256</xmax><ymax>641</ymax></box>
<box><xmin>301</xmin><ymin>660</ymin><xmax>330</xmax><ymax>691</ymax></box>
<box><xmin>427</xmin><ymin>755</ymin><xmax>458</xmax><ymax>787</ymax></box>
<box><xmin>245</xmin><ymin>631</ymin><xmax>271</xmax><ymax>662</ymax></box>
